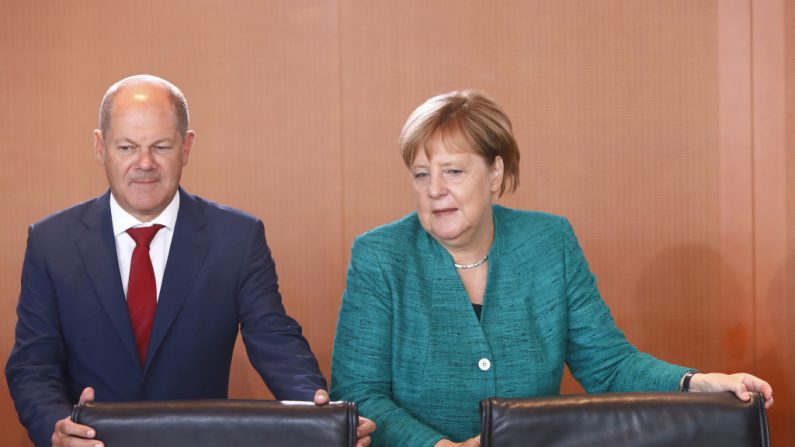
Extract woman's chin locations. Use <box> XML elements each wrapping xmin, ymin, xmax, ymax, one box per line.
<box><xmin>429</xmin><ymin>227</ymin><xmax>465</xmax><ymax>244</ymax></box>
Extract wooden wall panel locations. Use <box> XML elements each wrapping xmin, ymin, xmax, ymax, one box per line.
<box><xmin>0</xmin><ymin>0</ymin><xmax>791</xmax><ymax>445</ymax></box>
<box><xmin>756</xmin><ymin>0</ymin><xmax>795</xmax><ymax>443</ymax></box>
<box><xmin>788</xmin><ymin>0</ymin><xmax>795</xmax><ymax>439</ymax></box>
<box><xmin>718</xmin><ymin>0</ymin><xmax>755</xmax><ymax>376</ymax></box>
<box><xmin>753</xmin><ymin>0</ymin><xmax>791</xmax><ymax>443</ymax></box>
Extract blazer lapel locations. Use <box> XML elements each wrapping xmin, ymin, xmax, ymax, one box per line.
<box><xmin>144</xmin><ymin>188</ymin><xmax>209</xmax><ymax>371</ymax></box>
<box><xmin>76</xmin><ymin>191</ymin><xmax>140</xmax><ymax>368</ymax></box>
<box><xmin>428</xmin><ymin>230</ymin><xmax>485</xmax><ymax>327</ymax></box>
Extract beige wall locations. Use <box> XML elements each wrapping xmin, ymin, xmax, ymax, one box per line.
<box><xmin>1</xmin><ymin>1</ymin><xmax>792</xmax><ymax>445</ymax></box>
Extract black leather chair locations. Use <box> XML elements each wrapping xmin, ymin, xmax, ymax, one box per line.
<box><xmin>481</xmin><ymin>392</ymin><xmax>769</xmax><ymax>447</ymax></box>
<box><xmin>71</xmin><ymin>399</ymin><xmax>358</xmax><ymax>447</ymax></box>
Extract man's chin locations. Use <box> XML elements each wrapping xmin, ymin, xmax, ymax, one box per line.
<box><xmin>124</xmin><ymin>196</ymin><xmax>171</xmax><ymax>220</ymax></box>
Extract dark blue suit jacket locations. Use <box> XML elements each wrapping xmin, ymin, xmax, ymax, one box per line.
<box><xmin>5</xmin><ymin>188</ymin><xmax>327</xmax><ymax>447</ymax></box>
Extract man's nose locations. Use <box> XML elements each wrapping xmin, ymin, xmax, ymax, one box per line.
<box><xmin>137</xmin><ymin>148</ymin><xmax>155</xmax><ymax>170</ymax></box>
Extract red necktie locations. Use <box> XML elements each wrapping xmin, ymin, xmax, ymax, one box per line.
<box><xmin>126</xmin><ymin>225</ymin><xmax>163</xmax><ymax>366</ymax></box>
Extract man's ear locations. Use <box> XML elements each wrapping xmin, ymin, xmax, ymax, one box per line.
<box><xmin>181</xmin><ymin>130</ymin><xmax>196</xmax><ymax>166</ymax></box>
<box><xmin>94</xmin><ymin>129</ymin><xmax>105</xmax><ymax>165</ymax></box>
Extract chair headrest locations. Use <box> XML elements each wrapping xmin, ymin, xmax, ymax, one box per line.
<box><xmin>481</xmin><ymin>392</ymin><xmax>769</xmax><ymax>447</ymax></box>
<box><xmin>72</xmin><ymin>399</ymin><xmax>358</xmax><ymax>447</ymax></box>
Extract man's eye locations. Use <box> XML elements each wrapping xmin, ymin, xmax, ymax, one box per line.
<box><xmin>118</xmin><ymin>145</ymin><xmax>134</xmax><ymax>152</ymax></box>
<box><xmin>154</xmin><ymin>146</ymin><xmax>172</xmax><ymax>151</ymax></box>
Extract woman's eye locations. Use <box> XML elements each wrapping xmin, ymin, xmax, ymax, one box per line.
<box><xmin>446</xmin><ymin>169</ymin><xmax>463</xmax><ymax>176</ymax></box>
<box><xmin>414</xmin><ymin>172</ymin><xmax>429</xmax><ymax>179</ymax></box>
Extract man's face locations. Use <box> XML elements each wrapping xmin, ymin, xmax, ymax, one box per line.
<box><xmin>95</xmin><ymin>84</ymin><xmax>194</xmax><ymax>222</ymax></box>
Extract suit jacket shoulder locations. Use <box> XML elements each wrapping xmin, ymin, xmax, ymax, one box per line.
<box><xmin>27</xmin><ymin>194</ymin><xmax>107</xmax><ymax>245</ymax></box>
<box><xmin>184</xmin><ymin>192</ymin><xmax>260</xmax><ymax>224</ymax></box>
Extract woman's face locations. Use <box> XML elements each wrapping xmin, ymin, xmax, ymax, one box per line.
<box><xmin>410</xmin><ymin>133</ymin><xmax>503</xmax><ymax>250</ymax></box>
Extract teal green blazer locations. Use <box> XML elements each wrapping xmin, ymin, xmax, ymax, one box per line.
<box><xmin>331</xmin><ymin>205</ymin><xmax>689</xmax><ymax>446</ymax></box>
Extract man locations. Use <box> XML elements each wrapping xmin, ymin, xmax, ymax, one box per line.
<box><xmin>5</xmin><ymin>75</ymin><xmax>373</xmax><ymax>447</ymax></box>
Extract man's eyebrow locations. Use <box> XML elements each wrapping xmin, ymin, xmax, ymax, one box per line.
<box><xmin>112</xmin><ymin>137</ymin><xmax>175</xmax><ymax>146</ymax></box>
<box><xmin>114</xmin><ymin>137</ymin><xmax>140</xmax><ymax>146</ymax></box>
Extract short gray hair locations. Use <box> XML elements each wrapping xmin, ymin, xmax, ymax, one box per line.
<box><xmin>98</xmin><ymin>74</ymin><xmax>189</xmax><ymax>136</ymax></box>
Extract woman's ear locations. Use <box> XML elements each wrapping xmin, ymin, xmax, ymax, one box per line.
<box><xmin>490</xmin><ymin>155</ymin><xmax>504</xmax><ymax>194</ymax></box>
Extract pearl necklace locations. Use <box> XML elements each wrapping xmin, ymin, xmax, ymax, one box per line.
<box><xmin>454</xmin><ymin>254</ymin><xmax>488</xmax><ymax>270</ymax></box>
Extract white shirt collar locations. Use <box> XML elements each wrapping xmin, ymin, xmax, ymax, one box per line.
<box><xmin>110</xmin><ymin>190</ymin><xmax>181</xmax><ymax>237</ymax></box>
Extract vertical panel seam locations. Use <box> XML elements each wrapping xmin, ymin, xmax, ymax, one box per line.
<box><xmin>749</xmin><ymin>0</ymin><xmax>757</xmax><ymax>374</ymax></box>
<box><xmin>337</xmin><ymin>0</ymin><xmax>347</xmax><ymax>277</ymax></box>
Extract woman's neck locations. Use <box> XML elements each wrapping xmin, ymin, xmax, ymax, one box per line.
<box><xmin>440</xmin><ymin>214</ymin><xmax>495</xmax><ymax>265</ymax></box>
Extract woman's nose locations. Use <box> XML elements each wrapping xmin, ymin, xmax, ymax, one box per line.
<box><xmin>428</xmin><ymin>174</ymin><xmax>447</xmax><ymax>198</ymax></box>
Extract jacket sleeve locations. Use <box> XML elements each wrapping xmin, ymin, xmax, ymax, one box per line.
<box><xmin>5</xmin><ymin>225</ymin><xmax>73</xmax><ymax>447</ymax></box>
<box><xmin>237</xmin><ymin>220</ymin><xmax>327</xmax><ymax>400</ymax></box>
<box><xmin>561</xmin><ymin>218</ymin><xmax>690</xmax><ymax>392</ymax></box>
<box><xmin>331</xmin><ymin>237</ymin><xmax>446</xmax><ymax>447</ymax></box>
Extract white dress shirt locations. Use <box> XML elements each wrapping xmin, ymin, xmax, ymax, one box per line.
<box><xmin>110</xmin><ymin>192</ymin><xmax>180</xmax><ymax>301</ymax></box>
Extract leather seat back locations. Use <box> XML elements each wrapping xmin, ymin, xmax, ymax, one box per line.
<box><xmin>481</xmin><ymin>392</ymin><xmax>769</xmax><ymax>447</ymax></box>
<box><xmin>72</xmin><ymin>399</ymin><xmax>358</xmax><ymax>447</ymax></box>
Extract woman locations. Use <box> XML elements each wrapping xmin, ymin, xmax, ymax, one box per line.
<box><xmin>331</xmin><ymin>91</ymin><xmax>773</xmax><ymax>447</ymax></box>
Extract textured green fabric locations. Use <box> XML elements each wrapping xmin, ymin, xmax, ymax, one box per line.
<box><xmin>331</xmin><ymin>205</ymin><xmax>690</xmax><ymax>446</ymax></box>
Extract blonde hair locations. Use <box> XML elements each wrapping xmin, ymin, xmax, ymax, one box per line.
<box><xmin>399</xmin><ymin>90</ymin><xmax>519</xmax><ymax>196</ymax></box>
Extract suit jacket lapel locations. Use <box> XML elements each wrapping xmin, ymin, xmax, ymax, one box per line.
<box><xmin>144</xmin><ymin>188</ymin><xmax>209</xmax><ymax>371</ymax></box>
<box><xmin>76</xmin><ymin>191</ymin><xmax>141</xmax><ymax>368</ymax></box>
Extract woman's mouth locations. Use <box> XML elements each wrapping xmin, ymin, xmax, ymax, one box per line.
<box><xmin>432</xmin><ymin>208</ymin><xmax>457</xmax><ymax>216</ymax></box>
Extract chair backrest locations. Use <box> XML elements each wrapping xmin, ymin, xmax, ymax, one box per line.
<box><xmin>480</xmin><ymin>392</ymin><xmax>769</xmax><ymax>447</ymax></box>
<box><xmin>72</xmin><ymin>399</ymin><xmax>358</xmax><ymax>447</ymax></box>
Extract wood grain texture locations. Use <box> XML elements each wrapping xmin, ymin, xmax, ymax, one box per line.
<box><xmin>788</xmin><ymin>0</ymin><xmax>795</xmax><ymax>440</ymax></box>
<box><xmin>753</xmin><ymin>0</ymin><xmax>792</xmax><ymax>443</ymax></box>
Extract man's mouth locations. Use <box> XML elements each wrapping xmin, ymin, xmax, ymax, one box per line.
<box><xmin>131</xmin><ymin>179</ymin><xmax>159</xmax><ymax>185</ymax></box>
